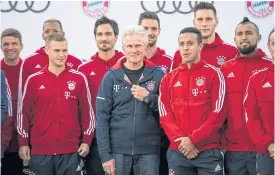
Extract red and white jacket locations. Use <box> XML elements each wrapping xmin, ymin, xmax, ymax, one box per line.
<box><xmin>145</xmin><ymin>47</ymin><xmax>172</xmax><ymax>74</ymax></box>
<box><xmin>171</xmin><ymin>33</ymin><xmax>237</xmax><ymax>70</ymax></box>
<box><xmin>18</xmin><ymin>46</ymin><xmax>82</xmax><ymax>105</ymax></box>
<box><xmin>221</xmin><ymin>49</ymin><xmax>271</xmax><ymax>152</ymax></box>
<box><xmin>17</xmin><ymin>66</ymin><xmax>95</xmax><ymax>155</ymax></box>
<box><xmin>78</xmin><ymin>50</ymin><xmax>124</xmax><ymax>110</ymax></box>
<box><xmin>244</xmin><ymin>62</ymin><xmax>274</xmax><ymax>156</ymax></box>
<box><xmin>1</xmin><ymin>59</ymin><xmax>22</xmax><ymax>152</ymax></box>
<box><xmin>159</xmin><ymin>60</ymin><xmax>226</xmax><ymax>152</ymax></box>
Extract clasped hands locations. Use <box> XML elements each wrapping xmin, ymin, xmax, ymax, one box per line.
<box><xmin>175</xmin><ymin>137</ymin><xmax>199</xmax><ymax>160</ymax></box>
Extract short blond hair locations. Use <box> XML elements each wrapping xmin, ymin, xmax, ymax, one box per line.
<box><xmin>122</xmin><ymin>26</ymin><xmax>148</xmax><ymax>46</ymax></box>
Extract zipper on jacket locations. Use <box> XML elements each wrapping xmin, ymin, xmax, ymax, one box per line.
<box><xmin>187</xmin><ymin>69</ymin><xmax>191</xmax><ymax>134</ymax></box>
<box><xmin>132</xmin><ymin>98</ymin><xmax>137</xmax><ymax>155</ymax></box>
<box><xmin>241</xmin><ymin>63</ymin><xmax>248</xmax><ymax>151</ymax></box>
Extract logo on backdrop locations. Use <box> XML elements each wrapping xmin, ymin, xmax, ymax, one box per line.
<box><xmin>1</xmin><ymin>1</ymin><xmax>50</xmax><ymax>13</ymax></box>
<box><xmin>246</xmin><ymin>1</ymin><xmax>274</xmax><ymax>18</ymax></box>
<box><xmin>82</xmin><ymin>1</ymin><xmax>109</xmax><ymax>18</ymax></box>
<box><xmin>141</xmin><ymin>1</ymin><xmax>214</xmax><ymax>14</ymax></box>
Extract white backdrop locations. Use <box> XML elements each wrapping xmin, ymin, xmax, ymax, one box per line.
<box><xmin>1</xmin><ymin>1</ymin><xmax>274</xmax><ymax>61</ymax></box>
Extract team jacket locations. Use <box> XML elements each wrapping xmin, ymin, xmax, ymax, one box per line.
<box><xmin>17</xmin><ymin>67</ymin><xmax>95</xmax><ymax>155</ymax></box>
<box><xmin>244</xmin><ymin>62</ymin><xmax>274</xmax><ymax>156</ymax></box>
<box><xmin>18</xmin><ymin>46</ymin><xmax>82</xmax><ymax>104</ymax></box>
<box><xmin>78</xmin><ymin>50</ymin><xmax>124</xmax><ymax>110</ymax></box>
<box><xmin>96</xmin><ymin>57</ymin><xmax>164</xmax><ymax>163</ymax></box>
<box><xmin>1</xmin><ymin>74</ymin><xmax>12</xmax><ymax>156</ymax></box>
<box><xmin>159</xmin><ymin>60</ymin><xmax>226</xmax><ymax>152</ymax></box>
<box><xmin>145</xmin><ymin>47</ymin><xmax>172</xmax><ymax>74</ymax></box>
<box><xmin>171</xmin><ymin>33</ymin><xmax>237</xmax><ymax>70</ymax></box>
<box><xmin>1</xmin><ymin>59</ymin><xmax>22</xmax><ymax>152</ymax></box>
<box><xmin>221</xmin><ymin>49</ymin><xmax>271</xmax><ymax>152</ymax></box>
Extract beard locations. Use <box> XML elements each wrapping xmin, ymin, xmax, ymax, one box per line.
<box><xmin>238</xmin><ymin>43</ymin><xmax>257</xmax><ymax>55</ymax></box>
<box><xmin>148</xmin><ymin>37</ymin><xmax>157</xmax><ymax>47</ymax></box>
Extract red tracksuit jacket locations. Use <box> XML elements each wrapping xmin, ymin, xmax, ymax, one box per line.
<box><xmin>17</xmin><ymin>67</ymin><xmax>95</xmax><ymax>155</ymax></box>
<box><xmin>145</xmin><ymin>47</ymin><xmax>172</xmax><ymax>74</ymax></box>
<box><xmin>78</xmin><ymin>50</ymin><xmax>124</xmax><ymax>110</ymax></box>
<box><xmin>171</xmin><ymin>33</ymin><xmax>238</xmax><ymax>70</ymax></box>
<box><xmin>244</xmin><ymin>62</ymin><xmax>274</xmax><ymax>156</ymax></box>
<box><xmin>0</xmin><ymin>74</ymin><xmax>12</xmax><ymax>152</ymax></box>
<box><xmin>159</xmin><ymin>60</ymin><xmax>226</xmax><ymax>152</ymax></box>
<box><xmin>221</xmin><ymin>49</ymin><xmax>271</xmax><ymax>152</ymax></box>
<box><xmin>1</xmin><ymin>59</ymin><xmax>22</xmax><ymax>152</ymax></box>
<box><xmin>19</xmin><ymin>46</ymin><xmax>82</xmax><ymax>101</ymax></box>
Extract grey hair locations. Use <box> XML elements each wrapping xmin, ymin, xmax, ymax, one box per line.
<box><xmin>122</xmin><ymin>26</ymin><xmax>148</xmax><ymax>46</ymax></box>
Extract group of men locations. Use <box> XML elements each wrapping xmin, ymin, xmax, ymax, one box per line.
<box><xmin>0</xmin><ymin>2</ymin><xmax>274</xmax><ymax>175</ymax></box>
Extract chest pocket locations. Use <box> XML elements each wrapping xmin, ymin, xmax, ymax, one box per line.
<box><xmin>225</xmin><ymin>73</ymin><xmax>243</xmax><ymax>93</ymax></box>
<box><xmin>257</xmin><ymin>84</ymin><xmax>274</xmax><ymax>102</ymax></box>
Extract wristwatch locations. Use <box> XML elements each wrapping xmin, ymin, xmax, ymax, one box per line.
<box><xmin>143</xmin><ymin>95</ymin><xmax>150</xmax><ymax>104</ymax></box>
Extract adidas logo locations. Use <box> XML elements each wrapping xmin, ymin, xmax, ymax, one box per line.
<box><xmin>215</xmin><ymin>164</ymin><xmax>222</xmax><ymax>172</ymax></box>
<box><xmin>262</xmin><ymin>82</ymin><xmax>272</xmax><ymax>88</ymax></box>
<box><xmin>227</xmin><ymin>72</ymin><xmax>235</xmax><ymax>78</ymax></box>
<box><xmin>35</xmin><ymin>64</ymin><xmax>41</xmax><ymax>68</ymax></box>
<box><xmin>90</xmin><ymin>71</ymin><xmax>95</xmax><ymax>76</ymax></box>
<box><xmin>173</xmin><ymin>81</ymin><xmax>182</xmax><ymax>87</ymax></box>
<box><xmin>39</xmin><ymin>85</ymin><xmax>45</xmax><ymax>89</ymax></box>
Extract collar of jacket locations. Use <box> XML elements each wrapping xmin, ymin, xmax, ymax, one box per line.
<box><xmin>111</xmin><ymin>56</ymin><xmax>157</xmax><ymax>85</ymax></box>
<box><xmin>178</xmin><ymin>60</ymin><xmax>205</xmax><ymax>71</ymax></box>
<box><xmin>35</xmin><ymin>46</ymin><xmax>47</xmax><ymax>55</ymax></box>
<box><xmin>41</xmin><ymin>65</ymin><xmax>71</xmax><ymax>76</ymax></box>
<box><xmin>203</xmin><ymin>33</ymin><xmax>223</xmax><ymax>49</ymax></box>
<box><xmin>91</xmin><ymin>50</ymin><xmax>123</xmax><ymax>62</ymax></box>
<box><xmin>144</xmin><ymin>47</ymin><xmax>165</xmax><ymax>60</ymax></box>
<box><xmin>235</xmin><ymin>49</ymin><xmax>266</xmax><ymax>60</ymax></box>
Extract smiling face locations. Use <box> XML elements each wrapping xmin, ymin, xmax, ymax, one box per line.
<box><xmin>140</xmin><ymin>19</ymin><xmax>160</xmax><ymax>46</ymax></box>
<box><xmin>95</xmin><ymin>23</ymin><xmax>117</xmax><ymax>52</ymax></box>
<box><xmin>1</xmin><ymin>36</ymin><xmax>23</xmax><ymax>61</ymax></box>
<box><xmin>45</xmin><ymin>40</ymin><xmax>68</xmax><ymax>68</ymax></box>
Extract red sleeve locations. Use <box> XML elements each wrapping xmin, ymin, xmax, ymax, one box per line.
<box><xmin>18</xmin><ymin>60</ymin><xmax>29</xmax><ymax>114</ymax></box>
<box><xmin>17</xmin><ymin>76</ymin><xmax>35</xmax><ymax>147</ymax></box>
<box><xmin>189</xmin><ymin>67</ymin><xmax>226</xmax><ymax>146</ymax></box>
<box><xmin>78</xmin><ymin>74</ymin><xmax>95</xmax><ymax>145</ymax></box>
<box><xmin>171</xmin><ymin>50</ymin><xmax>181</xmax><ymax>71</ymax></box>
<box><xmin>244</xmin><ymin>75</ymin><xmax>273</xmax><ymax>151</ymax></box>
<box><xmin>159</xmin><ymin>75</ymin><xmax>185</xmax><ymax>142</ymax></box>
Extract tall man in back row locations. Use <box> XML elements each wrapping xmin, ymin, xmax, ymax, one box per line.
<box><xmin>171</xmin><ymin>2</ymin><xmax>237</xmax><ymax>70</ymax></box>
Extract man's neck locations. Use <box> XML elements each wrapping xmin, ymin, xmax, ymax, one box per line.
<box><xmin>4</xmin><ymin>57</ymin><xmax>20</xmax><ymax>66</ymax></box>
<box><xmin>240</xmin><ymin>48</ymin><xmax>258</xmax><ymax>57</ymax></box>
<box><xmin>184</xmin><ymin>58</ymin><xmax>200</xmax><ymax>69</ymax></box>
<box><xmin>145</xmin><ymin>45</ymin><xmax>157</xmax><ymax>59</ymax></box>
<box><xmin>202</xmin><ymin>32</ymin><xmax>216</xmax><ymax>44</ymax></box>
<box><xmin>124</xmin><ymin>60</ymin><xmax>144</xmax><ymax>70</ymax></box>
<box><xmin>48</xmin><ymin>64</ymin><xmax>65</xmax><ymax>76</ymax></box>
<box><xmin>98</xmin><ymin>49</ymin><xmax>116</xmax><ymax>61</ymax></box>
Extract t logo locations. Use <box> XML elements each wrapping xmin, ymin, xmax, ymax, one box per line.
<box><xmin>192</xmin><ymin>88</ymin><xmax>199</xmax><ymax>96</ymax></box>
<box><xmin>114</xmin><ymin>85</ymin><xmax>120</xmax><ymax>92</ymax></box>
<box><xmin>64</xmin><ymin>91</ymin><xmax>70</xmax><ymax>99</ymax></box>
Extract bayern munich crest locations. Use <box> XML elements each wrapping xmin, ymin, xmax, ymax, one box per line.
<box><xmin>67</xmin><ymin>81</ymin><xmax>76</xmax><ymax>91</ymax></box>
<box><xmin>217</xmin><ymin>56</ymin><xmax>226</xmax><ymax>66</ymax></box>
<box><xmin>196</xmin><ymin>77</ymin><xmax>205</xmax><ymax>87</ymax></box>
<box><xmin>82</xmin><ymin>1</ymin><xmax>109</xmax><ymax>18</ymax></box>
<box><xmin>246</xmin><ymin>1</ymin><xmax>274</xmax><ymax>18</ymax></box>
<box><xmin>146</xmin><ymin>80</ymin><xmax>156</xmax><ymax>91</ymax></box>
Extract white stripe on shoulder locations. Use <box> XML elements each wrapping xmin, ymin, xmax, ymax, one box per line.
<box><xmin>5</xmin><ymin>78</ymin><xmax>13</xmax><ymax>116</ymax></box>
<box><xmin>24</xmin><ymin>53</ymin><xmax>40</xmax><ymax>60</ymax></box>
<box><xmin>162</xmin><ymin>54</ymin><xmax>172</xmax><ymax>60</ymax></box>
<box><xmin>262</xmin><ymin>56</ymin><xmax>272</xmax><ymax>62</ymax></box>
<box><xmin>77</xmin><ymin>60</ymin><xmax>94</xmax><ymax>70</ymax></box>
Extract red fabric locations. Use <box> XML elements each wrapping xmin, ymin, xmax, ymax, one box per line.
<box><xmin>78</xmin><ymin>50</ymin><xmax>124</xmax><ymax>111</ymax></box>
<box><xmin>17</xmin><ymin>66</ymin><xmax>95</xmax><ymax>155</ymax></box>
<box><xmin>1</xmin><ymin>59</ymin><xmax>22</xmax><ymax>152</ymax></box>
<box><xmin>145</xmin><ymin>47</ymin><xmax>172</xmax><ymax>74</ymax></box>
<box><xmin>221</xmin><ymin>49</ymin><xmax>271</xmax><ymax>152</ymax></box>
<box><xmin>244</xmin><ymin>62</ymin><xmax>274</xmax><ymax>156</ymax></box>
<box><xmin>159</xmin><ymin>60</ymin><xmax>226</xmax><ymax>152</ymax></box>
<box><xmin>171</xmin><ymin>33</ymin><xmax>238</xmax><ymax>70</ymax></box>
